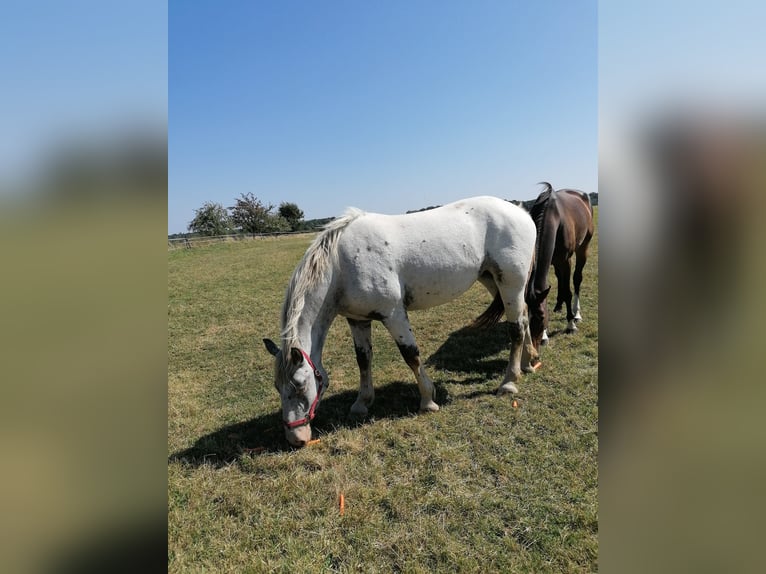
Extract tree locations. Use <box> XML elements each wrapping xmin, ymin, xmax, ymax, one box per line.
<box><xmin>188</xmin><ymin>202</ymin><xmax>232</xmax><ymax>236</ymax></box>
<box><xmin>264</xmin><ymin>215</ymin><xmax>291</xmax><ymax>233</ymax></box>
<box><xmin>278</xmin><ymin>202</ymin><xmax>304</xmax><ymax>231</ymax></box>
<box><xmin>229</xmin><ymin>193</ymin><xmax>275</xmax><ymax>234</ymax></box>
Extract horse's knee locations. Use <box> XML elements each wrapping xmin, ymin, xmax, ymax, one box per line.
<box><xmin>353</xmin><ymin>343</ymin><xmax>371</xmax><ymax>372</ymax></box>
<box><xmin>508</xmin><ymin>321</ymin><xmax>524</xmax><ymax>345</ymax></box>
<box><xmin>396</xmin><ymin>342</ymin><xmax>421</xmax><ymax>370</ymax></box>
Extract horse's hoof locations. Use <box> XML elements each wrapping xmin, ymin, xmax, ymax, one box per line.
<box><xmin>566</xmin><ymin>321</ymin><xmax>578</xmax><ymax>333</ymax></box>
<box><xmin>540</xmin><ymin>338</ymin><xmax>549</xmax><ymax>346</ymax></box>
<box><xmin>419</xmin><ymin>400</ymin><xmax>440</xmax><ymax>413</ymax></box>
<box><xmin>574</xmin><ymin>314</ymin><xmax>582</xmax><ymax>322</ymax></box>
<box><xmin>496</xmin><ymin>382</ymin><xmax>518</xmax><ymax>396</ymax></box>
<box><xmin>349</xmin><ymin>402</ymin><xmax>369</xmax><ymax>416</ymax></box>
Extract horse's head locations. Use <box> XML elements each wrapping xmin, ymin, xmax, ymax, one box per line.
<box><xmin>263</xmin><ymin>338</ymin><xmax>325</xmax><ymax>447</ymax></box>
<box><xmin>527</xmin><ymin>285</ymin><xmax>551</xmax><ymax>351</ymax></box>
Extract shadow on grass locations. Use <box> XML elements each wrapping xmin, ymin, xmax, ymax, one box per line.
<box><xmin>169</xmin><ymin>381</ymin><xmax>449</xmax><ymax>468</ymax></box>
<box><xmin>169</xmin><ymin>323</ymin><xmax>520</xmax><ymax>469</ymax></box>
<box><xmin>426</xmin><ymin>322</ymin><xmax>511</xmax><ymax>379</ymax></box>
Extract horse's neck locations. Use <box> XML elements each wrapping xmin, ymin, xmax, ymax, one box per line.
<box><xmin>292</xmin><ymin>278</ymin><xmax>337</xmax><ymax>362</ymax></box>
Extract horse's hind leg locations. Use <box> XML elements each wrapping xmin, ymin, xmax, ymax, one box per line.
<box><xmin>382</xmin><ymin>309</ymin><xmax>439</xmax><ymax>413</ymax></box>
<box><xmin>572</xmin><ymin>239</ymin><xmax>591</xmax><ymax>323</ymax></box>
<box><xmin>347</xmin><ymin>319</ymin><xmax>374</xmax><ymax>416</ymax></box>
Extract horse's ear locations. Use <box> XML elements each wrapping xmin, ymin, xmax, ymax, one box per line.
<box><xmin>290</xmin><ymin>347</ymin><xmax>304</xmax><ymax>365</ymax></box>
<box><xmin>263</xmin><ymin>338</ymin><xmax>280</xmax><ymax>357</ymax></box>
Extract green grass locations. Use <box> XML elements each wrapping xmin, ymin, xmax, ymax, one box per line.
<box><xmin>169</xmin><ymin>213</ymin><xmax>598</xmax><ymax>573</ymax></box>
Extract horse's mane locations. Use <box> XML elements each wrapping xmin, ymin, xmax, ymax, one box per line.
<box><xmin>529</xmin><ymin>181</ymin><xmax>554</xmax><ymax>232</ymax></box>
<box><xmin>526</xmin><ymin>182</ymin><xmax>554</xmax><ymax>295</ymax></box>
<box><xmin>280</xmin><ymin>207</ymin><xmax>365</xmax><ymax>355</ymax></box>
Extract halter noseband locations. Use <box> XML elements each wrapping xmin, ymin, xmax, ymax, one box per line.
<box><xmin>283</xmin><ymin>349</ymin><xmax>324</xmax><ymax>430</ymax></box>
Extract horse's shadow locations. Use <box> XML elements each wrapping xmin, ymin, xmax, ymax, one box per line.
<box><xmin>425</xmin><ymin>321</ymin><xmax>512</xmax><ymax>381</ymax></box>
<box><xmin>170</xmin><ymin>323</ymin><xmax>515</xmax><ymax>468</ymax></box>
<box><xmin>169</xmin><ymin>381</ymin><xmax>448</xmax><ymax>468</ymax></box>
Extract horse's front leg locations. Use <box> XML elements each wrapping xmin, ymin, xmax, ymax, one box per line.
<box><xmin>498</xmin><ymin>318</ymin><xmax>526</xmax><ymax>395</ymax></box>
<box><xmin>554</xmin><ymin>258</ymin><xmax>577</xmax><ymax>332</ymax></box>
<box><xmin>347</xmin><ymin>319</ymin><xmax>374</xmax><ymax>416</ymax></box>
<box><xmin>520</xmin><ymin>312</ymin><xmax>540</xmax><ymax>372</ymax></box>
<box><xmin>382</xmin><ymin>310</ymin><xmax>439</xmax><ymax>413</ymax></box>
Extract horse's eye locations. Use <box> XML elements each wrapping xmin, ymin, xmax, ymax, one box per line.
<box><xmin>291</xmin><ymin>379</ymin><xmax>307</xmax><ymax>393</ymax></box>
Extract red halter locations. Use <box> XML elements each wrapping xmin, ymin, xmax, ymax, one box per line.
<box><xmin>283</xmin><ymin>349</ymin><xmax>324</xmax><ymax>429</ymax></box>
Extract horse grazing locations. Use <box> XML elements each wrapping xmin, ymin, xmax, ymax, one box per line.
<box><xmin>525</xmin><ymin>182</ymin><xmax>594</xmax><ymax>349</ymax></box>
<box><xmin>263</xmin><ymin>196</ymin><xmax>538</xmax><ymax>447</ymax></box>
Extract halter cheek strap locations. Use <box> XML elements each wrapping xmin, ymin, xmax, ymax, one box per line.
<box><xmin>283</xmin><ymin>349</ymin><xmax>324</xmax><ymax>429</ymax></box>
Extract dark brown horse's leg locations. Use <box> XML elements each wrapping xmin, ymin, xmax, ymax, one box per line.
<box><xmin>572</xmin><ymin>244</ymin><xmax>589</xmax><ymax>322</ymax></box>
<box><xmin>520</xmin><ymin>311</ymin><xmax>540</xmax><ymax>372</ymax></box>
<box><xmin>554</xmin><ymin>258</ymin><xmax>577</xmax><ymax>332</ymax></box>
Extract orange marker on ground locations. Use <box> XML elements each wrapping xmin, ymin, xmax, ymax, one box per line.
<box><xmin>306</xmin><ymin>439</ymin><xmax>321</xmax><ymax>446</ymax></box>
<box><xmin>512</xmin><ymin>400</ymin><xmax>519</xmax><ymax>408</ymax></box>
<box><xmin>339</xmin><ymin>493</ymin><xmax>345</xmax><ymax>516</ymax></box>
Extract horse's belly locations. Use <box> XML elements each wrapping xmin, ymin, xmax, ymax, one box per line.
<box><xmin>402</xmin><ymin>271</ymin><xmax>478</xmax><ymax>310</ymax></box>
<box><xmin>338</xmin><ymin>268</ymin><xmax>477</xmax><ymax>317</ymax></box>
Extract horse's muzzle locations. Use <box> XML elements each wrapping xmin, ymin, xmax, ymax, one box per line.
<box><xmin>285</xmin><ymin>424</ymin><xmax>312</xmax><ymax>447</ymax></box>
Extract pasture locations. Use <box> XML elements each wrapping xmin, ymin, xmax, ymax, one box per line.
<box><xmin>168</xmin><ymin>209</ymin><xmax>598</xmax><ymax>572</ymax></box>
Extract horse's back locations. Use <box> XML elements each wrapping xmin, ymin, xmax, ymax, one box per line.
<box><xmin>341</xmin><ymin>196</ymin><xmax>534</xmax><ymax>252</ymax></box>
<box><xmin>402</xmin><ymin>196</ymin><xmax>535</xmax><ymax>242</ymax></box>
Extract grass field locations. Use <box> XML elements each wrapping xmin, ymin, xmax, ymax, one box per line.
<box><xmin>168</xmin><ymin>210</ymin><xmax>598</xmax><ymax>573</ymax></box>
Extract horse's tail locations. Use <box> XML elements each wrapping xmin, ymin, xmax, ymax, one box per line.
<box><xmin>471</xmin><ymin>291</ymin><xmax>505</xmax><ymax>329</ymax></box>
<box><xmin>580</xmin><ymin>190</ymin><xmax>594</xmax><ymax>215</ymax></box>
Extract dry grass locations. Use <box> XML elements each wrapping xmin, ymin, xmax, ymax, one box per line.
<box><xmin>168</xmin><ymin>210</ymin><xmax>598</xmax><ymax>572</ymax></box>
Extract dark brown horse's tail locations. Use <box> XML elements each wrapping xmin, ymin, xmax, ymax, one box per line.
<box><xmin>578</xmin><ymin>189</ymin><xmax>594</xmax><ymax>215</ymax></box>
<box><xmin>471</xmin><ymin>291</ymin><xmax>505</xmax><ymax>329</ymax></box>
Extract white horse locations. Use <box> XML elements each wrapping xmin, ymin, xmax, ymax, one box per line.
<box><xmin>263</xmin><ymin>196</ymin><xmax>538</xmax><ymax>447</ymax></box>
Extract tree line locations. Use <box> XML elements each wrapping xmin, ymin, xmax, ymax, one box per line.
<box><xmin>184</xmin><ymin>193</ymin><xmax>312</xmax><ymax>237</ymax></box>
<box><xmin>178</xmin><ymin>191</ymin><xmax>599</xmax><ymax>239</ymax></box>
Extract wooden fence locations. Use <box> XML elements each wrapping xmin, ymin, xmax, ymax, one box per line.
<box><xmin>168</xmin><ymin>230</ymin><xmax>316</xmax><ymax>249</ymax></box>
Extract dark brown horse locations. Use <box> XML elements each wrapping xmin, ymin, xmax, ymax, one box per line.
<box><xmin>526</xmin><ymin>182</ymin><xmax>594</xmax><ymax>349</ymax></box>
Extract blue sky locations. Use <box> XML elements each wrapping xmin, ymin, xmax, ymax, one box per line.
<box><xmin>0</xmin><ymin>1</ymin><xmax>167</xmax><ymax>186</ymax></box>
<box><xmin>170</xmin><ymin>1</ymin><xmax>596</xmax><ymax>233</ymax></box>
